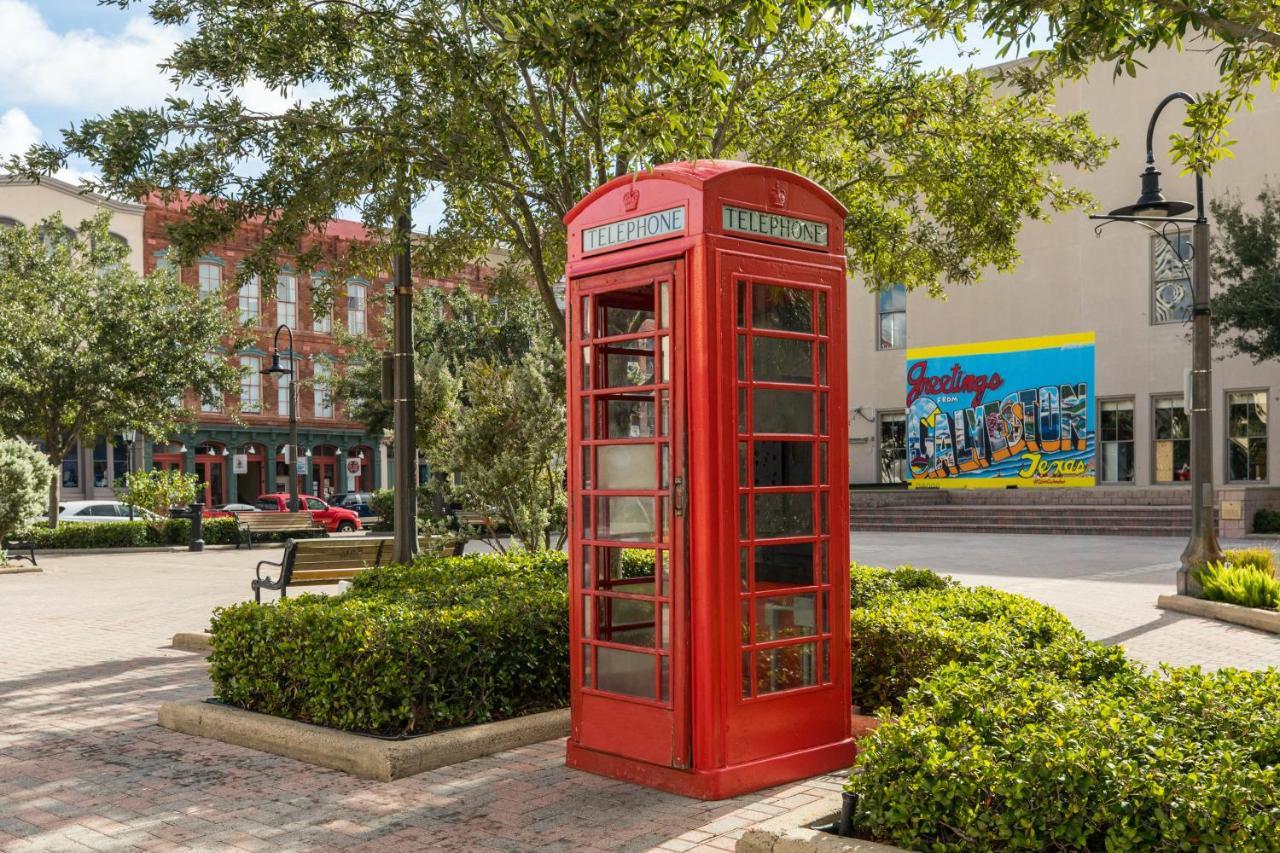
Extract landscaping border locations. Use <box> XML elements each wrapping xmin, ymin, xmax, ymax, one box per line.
<box><xmin>171</xmin><ymin>632</ymin><xmax>212</xmax><ymax>654</ymax></box>
<box><xmin>0</xmin><ymin>564</ymin><xmax>41</xmax><ymax>575</ymax></box>
<box><xmin>158</xmin><ymin>699</ymin><xmax>570</xmax><ymax>781</ymax></box>
<box><xmin>1156</xmin><ymin>594</ymin><xmax>1280</xmax><ymax>634</ymax></box>
<box><xmin>736</xmin><ymin>791</ymin><xmax>910</xmax><ymax>853</ymax></box>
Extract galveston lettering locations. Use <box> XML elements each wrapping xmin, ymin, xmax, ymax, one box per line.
<box><xmin>721</xmin><ymin>206</ymin><xmax>828</xmax><ymax>247</ymax></box>
<box><xmin>583</xmin><ymin>207</ymin><xmax>686</xmax><ymax>253</ymax></box>
<box><xmin>907</xmin><ymin>381</ymin><xmax>1092</xmax><ymax>480</ymax></box>
<box><xmin>906</xmin><ymin>361</ymin><xmax>1003</xmax><ymax>408</ymax></box>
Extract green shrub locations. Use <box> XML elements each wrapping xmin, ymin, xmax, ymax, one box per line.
<box><xmin>1254</xmin><ymin>508</ymin><xmax>1280</xmax><ymax>533</ymax></box>
<box><xmin>18</xmin><ymin>516</ymin><xmax>241</xmax><ymax>549</ymax></box>
<box><xmin>850</xmin><ymin>562</ymin><xmax>955</xmax><ymax>608</ymax></box>
<box><xmin>849</xmin><ymin>582</ymin><xmax>1125</xmax><ymax>713</ymax></box>
<box><xmin>1223</xmin><ymin>546</ymin><xmax>1277</xmax><ymax>575</ymax></box>
<box><xmin>0</xmin><ymin>439</ymin><xmax>54</xmax><ymax>557</ymax></box>
<box><xmin>118</xmin><ymin>468</ymin><xmax>200</xmax><ymax>533</ymax></box>
<box><xmin>208</xmin><ymin>550</ymin><xmax>569</xmax><ymax>735</ymax></box>
<box><xmin>847</xmin><ymin>664</ymin><xmax>1280</xmax><ymax>851</ymax></box>
<box><xmin>1196</xmin><ymin>560</ymin><xmax>1280</xmax><ymax>609</ymax></box>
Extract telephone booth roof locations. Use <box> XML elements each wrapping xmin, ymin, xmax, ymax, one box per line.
<box><xmin>565</xmin><ymin>161</ymin><xmax>847</xmax><ymax>265</ymax></box>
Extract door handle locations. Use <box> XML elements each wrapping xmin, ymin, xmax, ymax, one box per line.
<box><xmin>673</xmin><ymin>476</ymin><xmax>687</xmax><ymax>517</ymax></box>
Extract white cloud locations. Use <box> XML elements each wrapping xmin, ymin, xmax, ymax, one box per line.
<box><xmin>0</xmin><ymin>107</ymin><xmax>40</xmax><ymax>159</ymax></box>
<box><xmin>0</xmin><ymin>0</ymin><xmax>178</xmax><ymax>110</ymax></box>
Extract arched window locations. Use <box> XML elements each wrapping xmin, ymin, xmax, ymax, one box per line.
<box><xmin>346</xmin><ymin>280</ymin><xmax>367</xmax><ymax>335</ymax></box>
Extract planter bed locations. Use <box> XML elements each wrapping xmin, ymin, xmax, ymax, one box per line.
<box><xmin>1156</xmin><ymin>592</ymin><xmax>1280</xmax><ymax>634</ymax></box>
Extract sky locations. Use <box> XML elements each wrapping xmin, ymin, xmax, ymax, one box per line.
<box><xmin>0</xmin><ymin>1</ymin><xmax>1017</xmax><ymax>230</ymax></box>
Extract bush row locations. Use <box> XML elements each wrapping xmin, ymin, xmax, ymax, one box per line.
<box><xmin>208</xmin><ymin>551</ymin><xmax>569</xmax><ymax>736</ymax></box>
<box><xmin>17</xmin><ymin>517</ymin><xmax>241</xmax><ymax>549</ymax></box>
<box><xmin>848</xmin><ymin>663</ymin><xmax>1280</xmax><ymax>851</ymax></box>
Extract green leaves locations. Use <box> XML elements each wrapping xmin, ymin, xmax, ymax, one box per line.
<box><xmin>1210</xmin><ymin>182</ymin><xmax>1280</xmax><ymax>364</ymax></box>
<box><xmin>0</xmin><ymin>439</ymin><xmax>54</xmax><ymax>554</ymax></box>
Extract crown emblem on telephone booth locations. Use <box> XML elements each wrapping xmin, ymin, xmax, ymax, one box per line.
<box><xmin>769</xmin><ymin>180</ymin><xmax>788</xmax><ymax>207</ymax></box>
<box><xmin>623</xmin><ymin>186</ymin><xmax>640</xmax><ymax>211</ymax></box>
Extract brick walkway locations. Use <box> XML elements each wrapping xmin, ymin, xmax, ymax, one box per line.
<box><xmin>2</xmin><ymin>535</ymin><xmax>1277</xmax><ymax>852</ymax></box>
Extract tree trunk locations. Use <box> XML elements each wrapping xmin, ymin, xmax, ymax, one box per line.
<box><xmin>46</xmin><ymin>462</ymin><xmax>61</xmax><ymax>529</ymax></box>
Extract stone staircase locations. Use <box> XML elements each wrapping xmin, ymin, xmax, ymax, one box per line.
<box><xmin>851</xmin><ymin>487</ymin><xmax>1195</xmax><ymax>537</ymax></box>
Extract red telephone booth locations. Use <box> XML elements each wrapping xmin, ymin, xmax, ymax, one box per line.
<box><xmin>564</xmin><ymin>161</ymin><xmax>853</xmax><ymax>799</ymax></box>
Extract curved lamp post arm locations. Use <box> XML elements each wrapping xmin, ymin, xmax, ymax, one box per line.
<box><xmin>1144</xmin><ymin>91</ymin><xmax>1206</xmax><ymax>222</ymax></box>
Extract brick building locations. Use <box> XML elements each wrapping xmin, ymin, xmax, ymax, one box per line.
<box><xmin>141</xmin><ymin>195</ymin><xmax>489</xmax><ymax>506</ymax></box>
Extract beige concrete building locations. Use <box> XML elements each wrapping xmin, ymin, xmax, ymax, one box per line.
<box><xmin>848</xmin><ymin>48</ymin><xmax>1280</xmax><ymax>500</ymax></box>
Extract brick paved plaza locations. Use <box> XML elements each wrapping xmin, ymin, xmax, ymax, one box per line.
<box><xmin>2</xmin><ymin>534</ymin><xmax>1277</xmax><ymax>852</ymax></box>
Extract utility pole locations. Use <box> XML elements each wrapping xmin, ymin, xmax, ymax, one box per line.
<box><xmin>392</xmin><ymin>208</ymin><xmax>420</xmax><ymax>564</ymax></box>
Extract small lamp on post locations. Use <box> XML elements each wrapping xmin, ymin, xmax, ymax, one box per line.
<box><xmin>121</xmin><ymin>428</ymin><xmax>138</xmax><ymax>521</ymax></box>
<box><xmin>1090</xmin><ymin>91</ymin><xmax>1223</xmax><ymax>595</ymax></box>
<box><xmin>262</xmin><ymin>324</ymin><xmax>300</xmax><ymax>513</ymax></box>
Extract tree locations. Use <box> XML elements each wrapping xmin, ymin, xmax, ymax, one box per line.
<box><xmin>119</xmin><ymin>468</ymin><xmax>201</xmax><ymax>533</ymax></box>
<box><xmin>0</xmin><ymin>439</ymin><xmax>53</xmax><ymax>562</ymax></box>
<box><xmin>13</xmin><ymin>0</ymin><xmax>1111</xmax><ymax>338</ymax></box>
<box><xmin>879</xmin><ymin>0</ymin><xmax>1280</xmax><ymax>171</ymax></box>
<box><xmin>1209</xmin><ymin>182</ymin><xmax>1280</xmax><ymax>362</ymax></box>
<box><xmin>0</xmin><ymin>211</ymin><xmax>243</xmax><ymax>525</ymax></box>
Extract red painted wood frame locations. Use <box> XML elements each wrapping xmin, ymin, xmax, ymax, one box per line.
<box><xmin>564</xmin><ymin>161</ymin><xmax>853</xmax><ymax>800</ymax></box>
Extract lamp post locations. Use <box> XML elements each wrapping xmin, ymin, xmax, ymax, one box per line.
<box><xmin>262</xmin><ymin>324</ymin><xmax>300</xmax><ymax>514</ymax></box>
<box><xmin>121</xmin><ymin>428</ymin><xmax>137</xmax><ymax>521</ymax></box>
<box><xmin>1090</xmin><ymin>91</ymin><xmax>1223</xmax><ymax>595</ymax></box>
<box><xmin>392</xmin><ymin>210</ymin><xmax>419</xmax><ymax>564</ymax></box>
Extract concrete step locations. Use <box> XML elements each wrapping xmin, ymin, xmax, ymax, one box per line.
<box><xmin>851</xmin><ymin>521</ymin><xmax>1187</xmax><ymax>537</ymax></box>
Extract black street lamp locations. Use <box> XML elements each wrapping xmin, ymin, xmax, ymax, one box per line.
<box><xmin>121</xmin><ymin>428</ymin><xmax>138</xmax><ymax>521</ymax></box>
<box><xmin>262</xmin><ymin>324</ymin><xmax>300</xmax><ymax>514</ymax></box>
<box><xmin>1090</xmin><ymin>91</ymin><xmax>1224</xmax><ymax>595</ymax></box>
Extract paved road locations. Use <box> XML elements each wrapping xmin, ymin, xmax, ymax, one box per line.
<box><xmin>1</xmin><ymin>534</ymin><xmax>1277</xmax><ymax>852</ymax></box>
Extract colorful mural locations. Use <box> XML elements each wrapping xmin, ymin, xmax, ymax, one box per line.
<box><xmin>905</xmin><ymin>333</ymin><xmax>1096</xmax><ymax>488</ymax></box>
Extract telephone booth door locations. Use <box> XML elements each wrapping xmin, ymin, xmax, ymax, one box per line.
<box><xmin>568</xmin><ymin>259</ymin><xmax>691</xmax><ymax>770</ymax></box>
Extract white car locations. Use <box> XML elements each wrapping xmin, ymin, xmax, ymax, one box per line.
<box><xmin>50</xmin><ymin>501</ymin><xmax>160</xmax><ymax>523</ymax></box>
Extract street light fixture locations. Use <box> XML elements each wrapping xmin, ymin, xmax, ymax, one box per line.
<box><xmin>262</xmin><ymin>324</ymin><xmax>300</xmax><ymax>514</ymax></box>
<box><xmin>121</xmin><ymin>428</ymin><xmax>138</xmax><ymax>521</ymax></box>
<box><xmin>1090</xmin><ymin>91</ymin><xmax>1223</xmax><ymax>595</ymax></box>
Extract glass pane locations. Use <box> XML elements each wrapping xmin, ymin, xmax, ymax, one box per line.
<box><xmin>740</xmin><ymin>598</ymin><xmax>750</xmax><ymax>643</ymax></box>
<box><xmin>819</xmin><ymin>393</ymin><xmax>828</xmax><ymax>434</ymax></box>
<box><xmin>752</xmin><ymin>337</ymin><xmax>813</xmax><ymax>384</ymax></box>
<box><xmin>660</xmin><ymin>655</ymin><xmax>670</xmax><ymax>702</ymax></box>
<box><xmin>754</xmin><ymin>441</ymin><xmax>813</xmax><ymax>486</ymax></box>
<box><xmin>753</xmin><ymin>390</ymin><xmax>813</xmax><ymax>434</ymax></box>
<box><xmin>756</xmin><ymin>643</ymin><xmax>817</xmax><ymax>694</ymax></box>
<box><xmin>659</xmin><ymin>390</ymin><xmax>670</xmax><ymax>436</ymax></box>
<box><xmin>597</xmin><ymin>547</ymin><xmax>657</xmax><ymax>592</ymax></box>
<box><xmin>594</xmin><ymin>596</ymin><xmax>655</xmax><ymax>647</ymax></box>
<box><xmin>660</xmin><ymin>603</ymin><xmax>670</xmax><ymax>650</ymax></box>
<box><xmin>818</xmin><ymin>342</ymin><xmax>827</xmax><ymax>385</ymax></box>
<box><xmin>601</xmin><ymin>344</ymin><xmax>655</xmax><ymax>388</ymax></box>
<box><xmin>581</xmin><ymin>546</ymin><xmax>593</xmax><ymax>588</ymax></box>
<box><xmin>595</xmin><ymin>496</ymin><xmax>655</xmax><ymax>540</ymax></box>
<box><xmin>739</xmin><ymin>442</ymin><xmax>749</xmax><ymax>485</ymax></box>
<box><xmin>736</xmin><ymin>280</ymin><xmax>747</xmax><ymax>328</ymax></box>
<box><xmin>582</xmin><ymin>597</ymin><xmax>592</xmax><ymax>637</ymax></box>
<box><xmin>580</xmin><ymin>346</ymin><xmax>591</xmax><ymax>389</ymax></box>
<box><xmin>738</xmin><ymin>388</ymin><xmax>749</xmax><ymax>432</ymax></box>
<box><xmin>740</xmin><ymin>547</ymin><xmax>750</xmax><ymax>591</ymax></box>
<box><xmin>601</xmin><ymin>286</ymin><xmax>655</xmax><ymax>335</ymax></box>
<box><xmin>754</xmin><ymin>541</ymin><xmax>814</xmax><ymax>589</ymax></box>
<box><xmin>603</xmin><ymin>395</ymin><xmax>655</xmax><ymax>438</ymax></box>
<box><xmin>580</xmin><ymin>396</ymin><xmax>591</xmax><ymax>439</ymax></box>
<box><xmin>819</xmin><ymin>443</ymin><xmax>828</xmax><ymax>485</ymax></box>
<box><xmin>820</xmin><ymin>540</ymin><xmax>829</xmax><ymax>584</ymax></box>
<box><xmin>658</xmin><ymin>281</ymin><xmax>670</xmax><ymax>330</ymax></box>
<box><xmin>878</xmin><ymin>284</ymin><xmax>905</xmax><ymax>313</ymax></box>
<box><xmin>596</xmin><ymin>647</ymin><xmax>655</xmax><ymax>699</ymax></box>
<box><xmin>817</xmin><ymin>291</ymin><xmax>827</xmax><ymax>335</ymax></box>
<box><xmin>658</xmin><ymin>337</ymin><xmax>669</xmax><ymax>383</ymax></box>
<box><xmin>755</xmin><ymin>492</ymin><xmax>814</xmax><ymax>538</ymax></box>
<box><xmin>740</xmin><ymin>494</ymin><xmax>749</xmax><ymax>540</ymax></box>
<box><xmin>752</xmin><ymin>284</ymin><xmax>812</xmax><ymax>332</ymax></box>
<box><xmin>579</xmin><ymin>296</ymin><xmax>591</xmax><ymax>339</ymax></box>
<box><xmin>737</xmin><ymin>335</ymin><xmax>747</xmax><ymax>380</ymax></box>
<box><xmin>598</xmin><ymin>445</ymin><xmax>655</xmax><ymax>490</ymax></box>
<box><xmin>742</xmin><ymin>652</ymin><xmax>753</xmax><ymax>698</ymax></box>
<box><xmin>754</xmin><ymin>592</ymin><xmax>817</xmax><ymax>640</ymax></box>
<box><xmin>581</xmin><ymin>446</ymin><xmax>592</xmax><ymax>490</ymax></box>
<box><xmin>582</xmin><ymin>644</ymin><xmax>592</xmax><ymax>688</ymax></box>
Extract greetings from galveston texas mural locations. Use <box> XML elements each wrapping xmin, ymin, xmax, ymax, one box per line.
<box><xmin>906</xmin><ymin>333</ymin><xmax>1096</xmax><ymax>488</ymax></box>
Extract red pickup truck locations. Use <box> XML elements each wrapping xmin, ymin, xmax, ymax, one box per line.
<box><xmin>253</xmin><ymin>493</ymin><xmax>362</xmax><ymax>533</ymax></box>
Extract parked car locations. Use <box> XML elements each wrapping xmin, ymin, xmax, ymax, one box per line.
<box><xmin>252</xmin><ymin>493</ymin><xmax>362</xmax><ymax>533</ymax></box>
<box><xmin>47</xmin><ymin>500</ymin><xmax>160</xmax><ymax>523</ymax></box>
<box><xmin>330</xmin><ymin>491</ymin><xmax>376</xmax><ymax>518</ymax></box>
<box><xmin>216</xmin><ymin>503</ymin><xmax>260</xmax><ymax>513</ymax></box>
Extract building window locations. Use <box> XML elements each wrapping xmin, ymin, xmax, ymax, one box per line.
<box><xmin>112</xmin><ymin>438</ymin><xmax>130</xmax><ymax>487</ymax></box>
<box><xmin>878</xmin><ymin>411</ymin><xmax>906</xmax><ymax>483</ymax></box>
<box><xmin>1227</xmin><ymin>391</ymin><xmax>1268</xmax><ymax>482</ymax></box>
<box><xmin>200</xmin><ymin>353</ymin><xmax>222</xmax><ymax>413</ymax></box>
<box><xmin>93</xmin><ymin>437</ymin><xmax>109</xmax><ymax>488</ymax></box>
<box><xmin>238</xmin><ymin>275</ymin><xmax>261</xmax><ymax>325</ymax></box>
<box><xmin>61</xmin><ymin>445</ymin><xmax>80</xmax><ymax>489</ymax></box>
<box><xmin>312</xmin><ymin>275</ymin><xmax>332</xmax><ymax>333</ymax></box>
<box><xmin>277</xmin><ymin>273</ymin><xmax>297</xmax><ymax>328</ymax></box>
<box><xmin>347</xmin><ymin>281</ymin><xmax>367</xmax><ymax>335</ymax></box>
<box><xmin>198</xmin><ymin>261</ymin><xmax>222</xmax><ymax>301</ymax></box>
<box><xmin>1153</xmin><ymin>396</ymin><xmax>1190</xmax><ymax>483</ymax></box>
<box><xmin>877</xmin><ymin>284</ymin><xmax>905</xmax><ymax>350</ymax></box>
<box><xmin>1152</xmin><ymin>233</ymin><xmax>1193</xmax><ymax>325</ymax></box>
<box><xmin>276</xmin><ymin>357</ymin><xmax>297</xmax><ymax>416</ymax></box>
<box><xmin>241</xmin><ymin>355</ymin><xmax>262</xmax><ymax>413</ymax></box>
<box><xmin>1099</xmin><ymin>399</ymin><xmax>1135</xmax><ymax>483</ymax></box>
<box><xmin>313</xmin><ymin>360</ymin><xmax>333</xmax><ymax>418</ymax></box>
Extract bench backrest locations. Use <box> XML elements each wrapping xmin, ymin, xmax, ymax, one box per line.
<box><xmin>241</xmin><ymin>511</ymin><xmax>324</xmax><ymax>530</ymax></box>
<box><xmin>285</xmin><ymin>536</ymin><xmax>457</xmax><ymax>585</ymax></box>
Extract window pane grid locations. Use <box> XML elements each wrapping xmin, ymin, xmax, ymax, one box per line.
<box><xmin>1227</xmin><ymin>391</ymin><xmax>1268</xmax><ymax>482</ymax></box>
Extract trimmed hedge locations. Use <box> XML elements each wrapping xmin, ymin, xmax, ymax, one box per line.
<box><xmin>849</xmin><ymin>564</ymin><xmax>1128</xmax><ymax>713</ymax></box>
<box><xmin>208</xmin><ymin>550</ymin><xmax>569</xmax><ymax>736</ymax></box>
<box><xmin>18</xmin><ymin>517</ymin><xmax>242</xmax><ymax>549</ymax></box>
<box><xmin>847</xmin><ymin>663</ymin><xmax>1280</xmax><ymax>851</ymax></box>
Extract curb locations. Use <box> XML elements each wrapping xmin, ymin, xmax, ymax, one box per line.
<box><xmin>1156</xmin><ymin>594</ymin><xmax>1280</xmax><ymax>634</ymax></box>
<box><xmin>0</xmin><ymin>564</ymin><xmax>41</xmax><ymax>575</ymax></box>
<box><xmin>158</xmin><ymin>699</ymin><xmax>570</xmax><ymax>781</ymax></box>
<box><xmin>736</xmin><ymin>791</ymin><xmax>911</xmax><ymax>853</ymax></box>
<box><xmin>171</xmin><ymin>632</ymin><xmax>212</xmax><ymax>654</ymax></box>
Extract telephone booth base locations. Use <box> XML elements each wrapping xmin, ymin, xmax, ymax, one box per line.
<box><xmin>566</xmin><ymin>738</ymin><xmax>857</xmax><ymax>801</ymax></box>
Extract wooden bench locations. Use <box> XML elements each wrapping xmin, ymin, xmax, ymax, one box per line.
<box><xmin>235</xmin><ymin>511</ymin><xmax>325</xmax><ymax>549</ymax></box>
<box><xmin>2</xmin><ymin>538</ymin><xmax>36</xmax><ymax>566</ymax></box>
<box><xmin>455</xmin><ymin>509</ymin><xmax>499</xmax><ymax>530</ymax></box>
<box><xmin>251</xmin><ymin>536</ymin><xmax>456</xmax><ymax>601</ymax></box>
